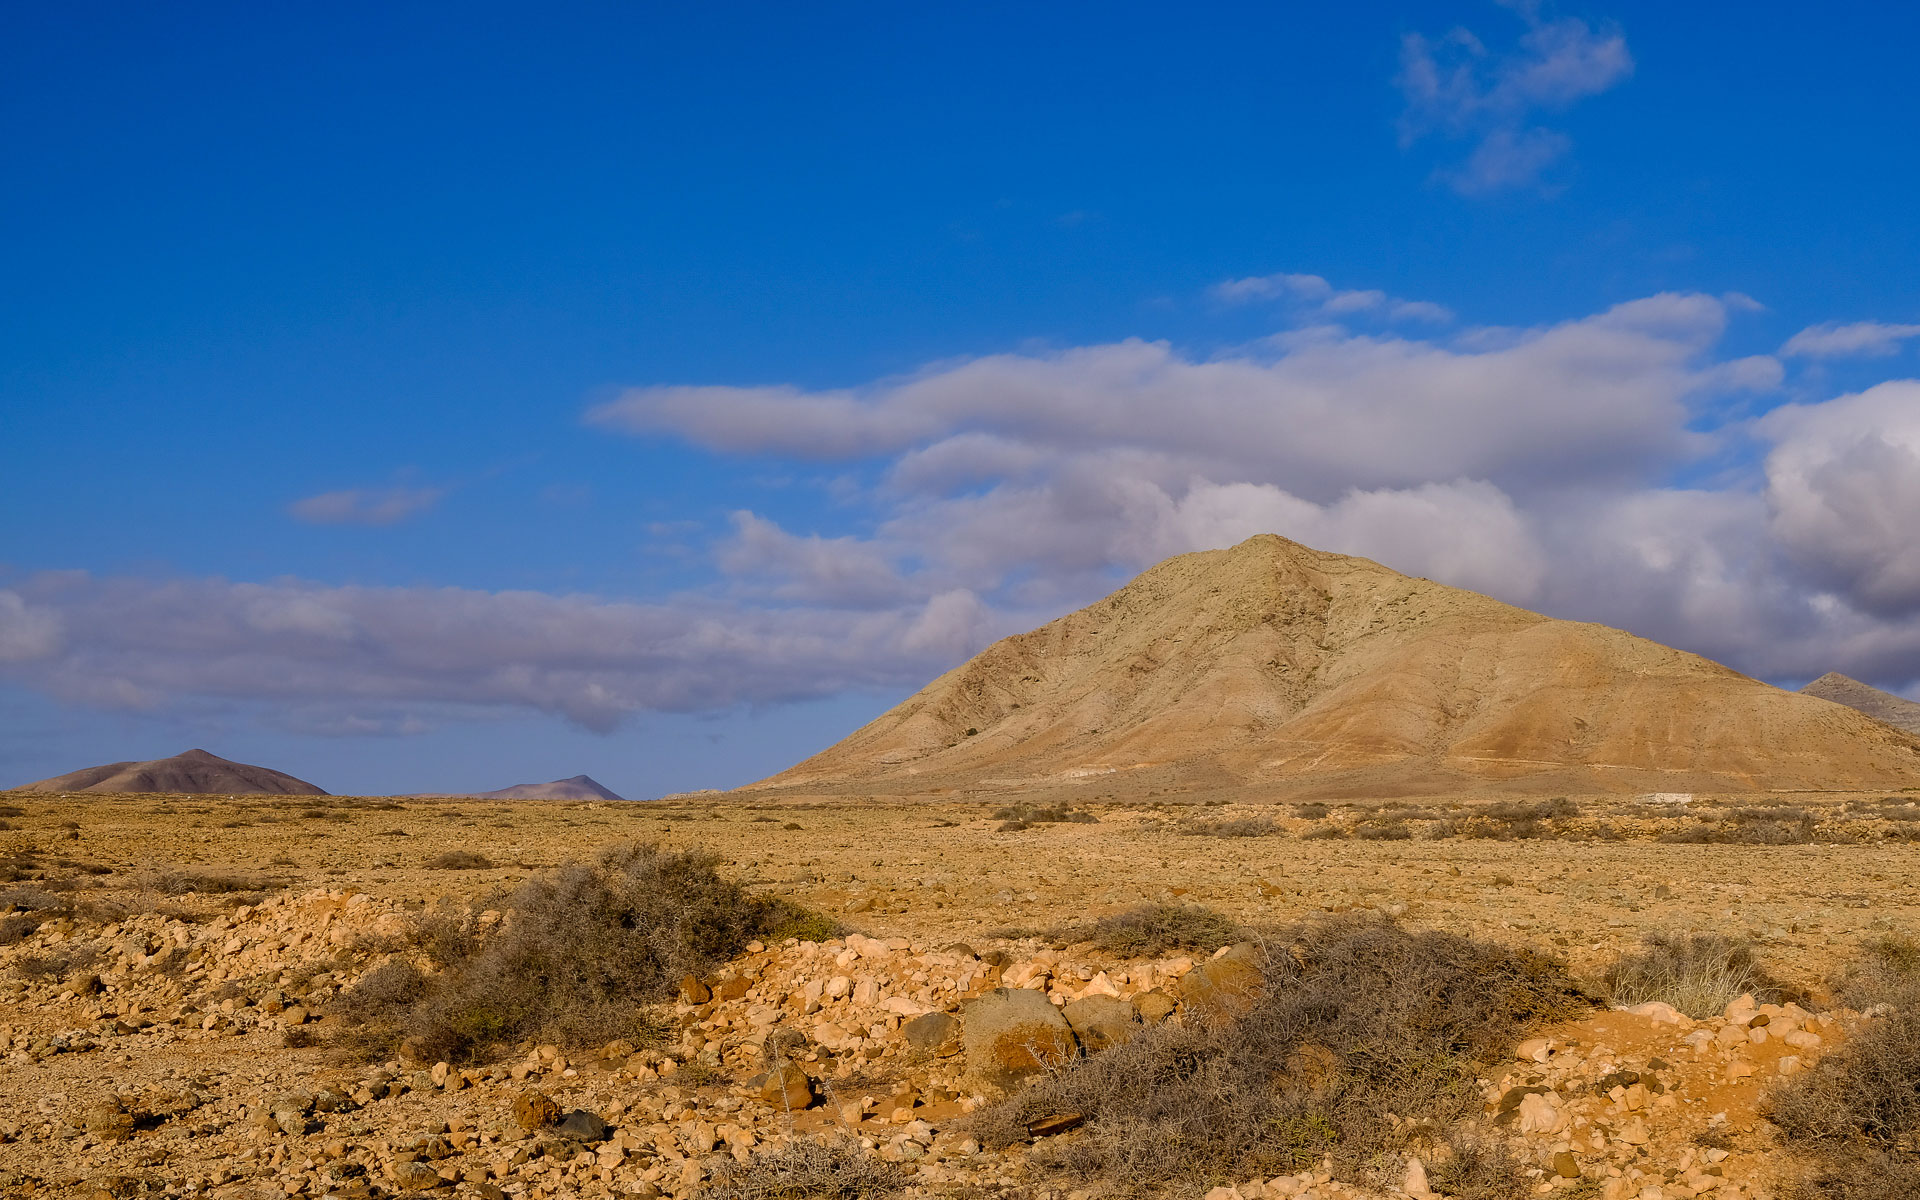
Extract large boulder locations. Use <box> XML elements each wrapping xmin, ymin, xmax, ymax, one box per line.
<box><xmin>961</xmin><ymin>987</ymin><xmax>1079</xmax><ymax>1088</ymax></box>
<box><xmin>757</xmin><ymin>1061</ymin><xmax>817</xmax><ymax>1111</ymax></box>
<box><xmin>1178</xmin><ymin>950</ymin><xmax>1266</xmax><ymax>1021</ymax></box>
<box><xmin>1062</xmin><ymin>994</ymin><xmax>1140</xmax><ymax>1053</ymax></box>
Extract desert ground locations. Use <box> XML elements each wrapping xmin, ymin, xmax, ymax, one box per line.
<box><xmin>5</xmin><ymin>785</ymin><xmax>1920</xmax><ymax>1200</ymax></box>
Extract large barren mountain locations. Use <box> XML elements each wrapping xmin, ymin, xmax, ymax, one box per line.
<box><xmin>13</xmin><ymin>748</ymin><xmax>327</xmax><ymax>796</ymax></box>
<box><xmin>759</xmin><ymin>535</ymin><xmax>1920</xmax><ymax>797</ymax></box>
<box><xmin>1800</xmin><ymin>672</ymin><xmax>1920</xmax><ymax>736</ymax></box>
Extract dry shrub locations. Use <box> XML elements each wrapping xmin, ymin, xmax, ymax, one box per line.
<box><xmin>1768</xmin><ymin>952</ymin><xmax>1920</xmax><ymax>1199</ymax></box>
<box><xmin>1352</xmin><ymin>819</ymin><xmax>1412</xmax><ymax>841</ymax></box>
<box><xmin>1180</xmin><ymin>816</ymin><xmax>1278</xmax><ymax>838</ymax></box>
<box><xmin>343</xmin><ymin>842</ymin><xmax>836</xmax><ymax>1062</ymax></box>
<box><xmin>1836</xmin><ymin>934</ymin><xmax>1920</xmax><ymax>1010</ymax></box>
<box><xmin>155</xmin><ymin>869</ymin><xmax>260</xmax><ymax>895</ymax></box>
<box><xmin>992</xmin><ymin>804</ymin><xmax>1098</xmax><ymax>828</ymax></box>
<box><xmin>424</xmin><ymin>851</ymin><xmax>494</xmax><ymax>870</ymax></box>
<box><xmin>0</xmin><ymin>804</ymin><xmax>25</xmax><ymax>817</ymax></box>
<box><xmin>1300</xmin><ymin>824</ymin><xmax>1348</xmax><ymax>840</ymax></box>
<box><xmin>1659</xmin><ymin>811</ymin><xmax>1818</xmax><ymax>845</ymax></box>
<box><xmin>1089</xmin><ymin>904</ymin><xmax>1242</xmax><ymax>958</ymax></box>
<box><xmin>971</xmin><ymin>916</ymin><xmax>1586</xmax><ymax>1194</ymax></box>
<box><xmin>701</xmin><ymin>1137</ymin><xmax>901</xmax><ymax>1200</ymax></box>
<box><xmin>1600</xmin><ymin>933</ymin><xmax>1789</xmax><ymax>1018</ymax></box>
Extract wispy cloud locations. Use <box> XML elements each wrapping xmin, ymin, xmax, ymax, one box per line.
<box><xmin>1212</xmin><ymin>272</ymin><xmax>1453</xmax><ymax>323</ymax></box>
<box><xmin>288</xmin><ymin>486</ymin><xmax>445</xmax><ymax>526</ymax></box>
<box><xmin>1781</xmin><ymin>321</ymin><xmax>1920</xmax><ymax>359</ymax></box>
<box><xmin>1397</xmin><ymin>3</ymin><xmax>1633</xmax><ymax>194</ymax></box>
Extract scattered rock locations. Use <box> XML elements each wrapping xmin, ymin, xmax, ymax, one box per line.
<box><xmin>512</xmin><ymin>1089</ymin><xmax>561</xmax><ymax>1131</ymax></box>
<box><xmin>757</xmin><ymin>1061</ymin><xmax>817</xmax><ymax>1111</ymax></box>
<box><xmin>903</xmin><ymin>1011</ymin><xmax>963</xmax><ymax>1057</ymax></box>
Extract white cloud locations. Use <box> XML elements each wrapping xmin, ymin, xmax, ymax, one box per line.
<box><xmin>0</xmin><ymin>591</ymin><xmax>63</xmax><ymax>662</ymax></box>
<box><xmin>1397</xmin><ymin>6</ymin><xmax>1633</xmax><ymax>193</ymax></box>
<box><xmin>1212</xmin><ymin>272</ymin><xmax>1455</xmax><ymax>323</ymax></box>
<box><xmin>289</xmin><ymin>486</ymin><xmax>445</xmax><ymax>526</ymax></box>
<box><xmin>1762</xmin><ymin>381</ymin><xmax>1920</xmax><ymax>615</ymax></box>
<box><xmin>0</xmin><ymin>572</ymin><xmax>991</xmax><ymax>735</ymax></box>
<box><xmin>1781</xmin><ymin>321</ymin><xmax>1920</xmax><ymax>359</ymax></box>
<box><xmin>18</xmin><ymin>291</ymin><xmax>1920</xmax><ymax>734</ymax></box>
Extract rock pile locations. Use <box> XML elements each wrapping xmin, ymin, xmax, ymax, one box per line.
<box><xmin>0</xmin><ymin>888</ymin><xmax>1859</xmax><ymax>1199</ymax></box>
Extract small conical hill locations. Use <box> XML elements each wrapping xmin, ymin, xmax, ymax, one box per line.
<box><xmin>1800</xmin><ymin>672</ymin><xmax>1920</xmax><ymax>736</ymax></box>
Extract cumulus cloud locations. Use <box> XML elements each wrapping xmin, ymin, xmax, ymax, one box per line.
<box><xmin>1763</xmin><ymin>381</ymin><xmax>1920</xmax><ymax>616</ymax></box>
<box><xmin>289</xmin><ymin>486</ymin><xmax>445</xmax><ymax>526</ymax></box>
<box><xmin>16</xmin><ymin>289</ymin><xmax>1920</xmax><ymax>734</ymax></box>
<box><xmin>1781</xmin><ymin>321</ymin><xmax>1920</xmax><ymax>359</ymax></box>
<box><xmin>1397</xmin><ymin>5</ymin><xmax>1633</xmax><ymax>193</ymax></box>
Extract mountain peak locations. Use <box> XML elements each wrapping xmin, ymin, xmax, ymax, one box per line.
<box><xmin>755</xmin><ymin>537</ymin><xmax>1920</xmax><ymax>797</ymax></box>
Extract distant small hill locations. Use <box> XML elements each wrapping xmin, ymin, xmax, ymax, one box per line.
<box><xmin>472</xmin><ymin>775</ymin><xmax>628</xmax><ymax>802</ymax></box>
<box><xmin>1800</xmin><ymin>673</ymin><xmax>1920</xmax><ymax>736</ymax></box>
<box><xmin>13</xmin><ymin>748</ymin><xmax>327</xmax><ymax>796</ymax></box>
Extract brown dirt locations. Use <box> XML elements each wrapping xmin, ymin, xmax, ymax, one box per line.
<box><xmin>4</xmin><ymin>788</ymin><xmax>1918</xmax><ymax>1199</ymax></box>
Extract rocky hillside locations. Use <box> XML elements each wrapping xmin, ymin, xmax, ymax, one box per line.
<box><xmin>1799</xmin><ymin>672</ymin><xmax>1920</xmax><ymax>735</ymax></box>
<box><xmin>759</xmin><ymin>535</ymin><xmax>1920</xmax><ymax>797</ymax></box>
<box><xmin>11</xmin><ymin>748</ymin><xmax>326</xmax><ymax>796</ymax></box>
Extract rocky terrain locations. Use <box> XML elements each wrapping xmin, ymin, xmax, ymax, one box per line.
<box><xmin>759</xmin><ymin>536</ymin><xmax>1920</xmax><ymax>798</ymax></box>
<box><xmin>4</xmin><ymin>789</ymin><xmax>1920</xmax><ymax>1198</ymax></box>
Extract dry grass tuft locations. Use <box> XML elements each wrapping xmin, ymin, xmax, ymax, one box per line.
<box><xmin>700</xmin><ymin>1138</ymin><xmax>901</xmax><ymax>1200</ymax></box>
<box><xmin>971</xmin><ymin>915</ymin><xmax>1588</xmax><ymax>1193</ymax></box>
<box><xmin>1600</xmin><ymin>933</ymin><xmax>1789</xmax><ymax>1018</ymax></box>
<box><xmin>424</xmin><ymin>851</ymin><xmax>494</xmax><ymax>870</ymax></box>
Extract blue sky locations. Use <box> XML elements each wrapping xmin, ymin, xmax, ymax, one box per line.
<box><xmin>5</xmin><ymin>1</ymin><xmax>1920</xmax><ymax>797</ymax></box>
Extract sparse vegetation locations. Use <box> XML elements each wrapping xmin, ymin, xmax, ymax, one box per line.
<box><xmin>336</xmin><ymin>842</ymin><xmax>838</xmax><ymax>1062</ymax></box>
<box><xmin>970</xmin><ymin>916</ymin><xmax>1588</xmax><ymax>1192</ymax></box>
<box><xmin>155</xmin><ymin>869</ymin><xmax>262</xmax><ymax>895</ymax></box>
<box><xmin>1768</xmin><ymin>942</ymin><xmax>1920</xmax><ymax>1199</ymax></box>
<box><xmin>424</xmin><ymin>850</ymin><xmax>494</xmax><ymax>870</ymax></box>
<box><xmin>1600</xmin><ymin>933</ymin><xmax>1789</xmax><ymax>1018</ymax></box>
<box><xmin>701</xmin><ymin>1138</ymin><xmax>901</xmax><ymax>1200</ymax></box>
<box><xmin>1178</xmin><ymin>816</ymin><xmax>1278</xmax><ymax>838</ymax></box>
<box><xmin>993</xmin><ymin>803</ymin><xmax>1099</xmax><ymax>831</ymax></box>
<box><xmin>1087</xmin><ymin>902</ymin><xmax>1243</xmax><ymax>958</ymax></box>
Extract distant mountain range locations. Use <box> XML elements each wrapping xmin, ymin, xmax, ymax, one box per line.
<box><xmin>1800</xmin><ymin>672</ymin><xmax>1920</xmax><ymax>736</ymax></box>
<box><xmin>12</xmin><ymin>748</ymin><xmax>327</xmax><ymax>795</ymax></box>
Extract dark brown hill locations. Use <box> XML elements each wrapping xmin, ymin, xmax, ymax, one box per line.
<box><xmin>13</xmin><ymin>748</ymin><xmax>327</xmax><ymax>796</ymax></box>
